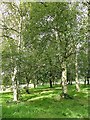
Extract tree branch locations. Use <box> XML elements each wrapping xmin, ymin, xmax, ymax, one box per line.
<box><xmin>1</xmin><ymin>35</ymin><xmax>17</xmax><ymax>41</ymax></box>
<box><xmin>0</xmin><ymin>24</ymin><xmax>19</xmax><ymax>34</ymax></box>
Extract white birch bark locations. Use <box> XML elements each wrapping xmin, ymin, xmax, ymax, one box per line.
<box><xmin>75</xmin><ymin>49</ymin><xmax>80</xmax><ymax>92</ymax></box>
<box><xmin>11</xmin><ymin>67</ymin><xmax>18</xmax><ymax>101</ymax></box>
<box><xmin>61</xmin><ymin>62</ymin><xmax>67</xmax><ymax>95</ymax></box>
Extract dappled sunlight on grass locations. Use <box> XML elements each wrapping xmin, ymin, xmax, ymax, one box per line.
<box><xmin>1</xmin><ymin>93</ymin><xmax>13</xmax><ymax>104</ymax></box>
<box><xmin>63</xmin><ymin>108</ymin><xmax>84</xmax><ymax>118</ymax></box>
<box><xmin>81</xmin><ymin>88</ymin><xmax>89</xmax><ymax>94</ymax></box>
<box><xmin>0</xmin><ymin>96</ymin><xmax>2</xmax><ymax>104</ymax></box>
<box><xmin>1</xmin><ymin>84</ymin><xmax>89</xmax><ymax>118</ymax></box>
<box><xmin>40</xmin><ymin>90</ymin><xmax>53</xmax><ymax>94</ymax></box>
<box><xmin>20</xmin><ymin>86</ymin><xmax>61</xmax><ymax>102</ymax></box>
<box><xmin>27</xmin><ymin>93</ymin><xmax>56</xmax><ymax>102</ymax></box>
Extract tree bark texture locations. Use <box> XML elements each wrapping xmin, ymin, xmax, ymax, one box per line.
<box><xmin>61</xmin><ymin>62</ymin><xmax>67</xmax><ymax>95</ymax></box>
<box><xmin>11</xmin><ymin>67</ymin><xmax>18</xmax><ymax>101</ymax></box>
<box><xmin>75</xmin><ymin>51</ymin><xmax>80</xmax><ymax>92</ymax></box>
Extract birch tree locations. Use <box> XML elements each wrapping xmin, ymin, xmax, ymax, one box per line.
<box><xmin>1</xmin><ymin>2</ymin><xmax>29</xmax><ymax>101</ymax></box>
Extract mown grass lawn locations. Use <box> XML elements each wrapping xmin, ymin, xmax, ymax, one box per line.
<box><xmin>1</xmin><ymin>84</ymin><xmax>89</xmax><ymax>118</ymax></box>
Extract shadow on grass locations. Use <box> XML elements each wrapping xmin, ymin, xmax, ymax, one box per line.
<box><xmin>20</xmin><ymin>87</ymin><xmax>62</xmax><ymax>102</ymax></box>
<box><xmin>2</xmin><ymin>85</ymin><xmax>89</xmax><ymax>118</ymax></box>
<box><xmin>1</xmin><ymin>84</ymin><xmax>89</xmax><ymax>103</ymax></box>
<box><xmin>2</xmin><ymin>96</ymin><xmax>88</xmax><ymax>118</ymax></box>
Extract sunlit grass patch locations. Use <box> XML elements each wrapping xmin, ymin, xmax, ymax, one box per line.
<box><xmin>1</xmin><ymin>84</ymin><xmax>89</xmax><ymax>118</ymax></box>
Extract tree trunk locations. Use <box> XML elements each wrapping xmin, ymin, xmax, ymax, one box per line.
<box><xmin>41</xmin><ymin>80</ymin><xmax>45</xmax><ymax>86</ymax></box>
<box><xmin>70</xmin><ymin>81</ymin><xmax>72</xmax><ymax>85</ymax></box>
<box><xmin>37</xmin><ymin>79</ymin><xmax>39</xmax><ymax>85</ymax></box>
<box><xmin>53</xmin><ymin>80</ymin><xmax>55</xmax><ymax>85</ymax></box>
<box><xmin>49</xmin><ymin>79</ymin><xmax>52</xmax><ymax>88</ymax></box>
<box><xmin>87</xmin><ymin>78</ymin><xmax>89</xmax><ymax>85</ymax></box>
<box><xmin>25</xmin><ymin>77</ymin><xmax>30</xmax><ymax>94</ymax></box>
<box><xmin>34</xmin><ymin>83</ymin><xmax>36</xmax><ymax>88</ymax></box>
<box><xmin>87</xmin><ymin>2</ymin><xmax>90</xmax><ymax>85</ymax></box>
<box><xmin>75</xmin><ymin>50</ymin><xmax>80</xmax><ymax>92</ymax></box>
<box><xmin>26</xmin><ymin>82</ymin><xmax>30</xmax><ymax>94</ymax></box>
<box><xmin>11</xmin><ymin>67</ymin><xmax>18</xmax><ymax>101</ymax></box>
<box><xmin>84</xmin><ymin>76</ymin><xmax>87</xmax><ymax>85</ymax></box>
<box><xmin>33</xmin><ymin>78</ymin><xmax>36</xmax><ymax>88</ymax></box>
<box><xmin>61</xmin><ymin>62</ymin><xmax>68</xmax><ymax>97</ymax></box>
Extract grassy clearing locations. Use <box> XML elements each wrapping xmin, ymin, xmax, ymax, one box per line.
<box><xmin>1</xmin><ymin>84</ymin><xmax>89</xmax><ymax>118</ymax></box>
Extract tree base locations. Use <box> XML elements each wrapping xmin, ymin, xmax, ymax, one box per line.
<box><xmin>26</xmin><ymin>89</ymin><xmax>30</xmax><ymax>94</ymax></box>
<box><xmin>61</xmin><ymin>93</ymin><xmax>73</xmax><ymax>99</ymax></box>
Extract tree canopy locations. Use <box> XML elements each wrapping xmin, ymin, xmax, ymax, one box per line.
<box><xmin>1</xmin><ymin>2</ymin><xmax>89</xmax><ymax>101</ymax></box>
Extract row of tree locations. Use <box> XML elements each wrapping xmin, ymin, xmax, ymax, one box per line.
<box><xmin>1</xmin><ymin>2</ymin><xmax>89</xmax><ymax>101</ymax></box>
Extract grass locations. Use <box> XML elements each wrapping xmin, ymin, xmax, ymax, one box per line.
<box><xmin>0</xmin><ymin>84</ymin><xmax>89</xmax><ymax>118</ymax></box>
